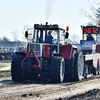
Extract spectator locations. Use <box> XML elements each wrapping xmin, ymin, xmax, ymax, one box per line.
<box><xmin>87</xmin><ymin>34</ymin><xmax>94</xmax><ymax>41</ymax></box>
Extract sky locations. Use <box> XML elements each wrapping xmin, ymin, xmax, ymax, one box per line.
<box><xmin>0</xmin><ymin>0</ymin><xmax>94</xmax><ymax>41</ymax></box>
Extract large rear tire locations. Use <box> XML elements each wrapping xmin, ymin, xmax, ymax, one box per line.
<box><xmin>74</xmin><ymin>52</ymin><xmax>84</xmax><ymax>81</ymax></box>
<box><xmin>11</xmin><ymin>55</ymin><xmax>24</xmax><ymax>82</ymax></box>
<box><xmin>25</xmin><ymin>72</ymin><xmax>39</xmax><ymax>80</ymax></box>
<box><xmin>50</xmin><ymin>56</ymin><xmax>65</xmax><ymax>83</ymax></box>
<box><xmin>64</xmin><ymin>50</ymin><xmax>76</xmax><ymax>82</ymax></box>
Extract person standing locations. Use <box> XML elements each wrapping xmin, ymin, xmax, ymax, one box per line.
<box><xmin>87</xmin><ymin>34</ymin><xmax>94</xmax><ymax>41</ymax></box>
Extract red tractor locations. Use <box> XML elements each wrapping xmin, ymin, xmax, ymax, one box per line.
<box><xmin>11</xmin><ymin>22</ymin><xmax>84</xmax><ymax>83</ymax></box>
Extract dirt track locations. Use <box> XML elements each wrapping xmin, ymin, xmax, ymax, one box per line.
<box><xmin>1</xmin><ymin>71</ymin><xmax>100</xmax><ymax>100</ymax></box>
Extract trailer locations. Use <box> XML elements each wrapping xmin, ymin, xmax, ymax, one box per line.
<box><xmin>74</xmin><ymin>26</ymin><xmax>100</xmax><ymax>78</ymax></box>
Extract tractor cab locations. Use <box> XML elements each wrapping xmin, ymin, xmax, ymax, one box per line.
<box><xmin>25</xmin><ymin>22</ymin><xmax>69</xmax><ymax>57</ymax></box>
<box><xmin>32</xmin><ymin>23</ymin><xmax>65</xmax><ymax>44</ymax></box>
<box><xmin>80</xmin><ymin>26</ymin><xmax>99</xmax><ymax>54</ymax></box>
<box><xmin>25</xmin><ymin>23</ymin><xmax>68</xmax><ymax>43</ymax></box>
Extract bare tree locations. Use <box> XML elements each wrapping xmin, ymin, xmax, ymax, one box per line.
<box><xmin>80</xmin><ymin>0</ymin><xmax>100</xmax><ymax>25</ymax></box>
<box><xmin>11</xmin><ymin>29</ymin><xmax>19</xmax><ymax>41</ymax></box>
<box><xmin>70</xmin><ymin>34</ymin><xmax>80</xmax><ymax>44</ymax></box>
<box><xmin>22</xmin><ymin>25</ymin><xmax>32</xmax><ymax>41</ymax></box>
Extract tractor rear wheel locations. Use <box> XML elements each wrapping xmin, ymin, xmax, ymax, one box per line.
<box><xmin>25</xmin><ymin>72</ymin><xmax>39</xmax><ymax>80</ymax></box>
<box><xmin>64</xmin><ymin>49</ymin><xmax>76</xmax><ymax>82</ymax></box>
<box><xmin>50</xmin><ymin>56</ymin><xmax>65</xmax><ymax>83</ymax></box>
<box><xmin>64</xmin><ymin>59</ymin><xmax>74</xmax><ymax>82</ymax></box>
<box><xmin>11</xmin><ymin>55</ymin><xmax>24</xmax><ymax>82</ymax></box>
<box><xmin>74</xmin><ymin>52</ymin><xmax>84</xmax><ymax>81</ymax></box>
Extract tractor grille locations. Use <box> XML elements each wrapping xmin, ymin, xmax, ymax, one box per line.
<box><xmin>30</xmin><ymin>44</ymin><xmax>40</xmax><ymax>51</ymax></box>
<box><xmin>29</xmin><ymin>43</ymin><xmax>42</xmax><ymax>57</ymax></box>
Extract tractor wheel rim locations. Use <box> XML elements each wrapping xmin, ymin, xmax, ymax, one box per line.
<box><xmin>60</xmin><ymin>60</ymin><xmax>64</xmax><ymax>80</ymax></box>
<box><xmin>61</xmin><ymin>61</ymin><xmax>63</xmax><ymax>76</ymax></box>
<box><xmin>78</xmin><ymin>56</ymin><xmax>83</xmax><ymax>79</ymax></box>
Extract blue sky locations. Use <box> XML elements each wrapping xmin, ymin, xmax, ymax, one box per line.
<box><xmin>0</xmin><ymin>0</ymin><xmax>94</xmax><ymax>41</ymax></box>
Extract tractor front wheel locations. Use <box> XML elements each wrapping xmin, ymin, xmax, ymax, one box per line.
<box><xmin>11</xmin><ymin>55</ymin><xmax>24</xmax><ymax>82</ymax></box>
<box><xmin>50</xmin><ymin>56</ymin><xmax>65</xmax><ymax>83</ymax></box>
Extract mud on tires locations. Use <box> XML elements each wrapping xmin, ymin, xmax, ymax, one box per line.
<box><xmin>50</xmin><ymin>56</ymin><xmax>65</xmax><ymax>83</ymax></box>
<box><xmin>11</xmin><ymin>55</ymin><xmax>24</xmax><ymax>82</ymax></box>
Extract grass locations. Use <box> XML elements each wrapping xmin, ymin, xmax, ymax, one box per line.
<box><xmin>0</xmin><ymin>60</ymin><xmax>11</xmax><ymax>71</ymax></box>
<box><xmin>2</xmin><ymin>69</ymin><xmax>11</xmax><ymax>71</ymax></box>
<box><xmin>0</xmin><ymin>66</ymin><xmax>6</xmax><ymax>69</ymax></box>
<box><xmin>0</xmin><ymin>60</ymin><xmax>11</xmax><ymax>63</ymax></box>
<box><xmin>0</xmin><ymin>66</ymin><xmax>11</xmax><ymax>71</ymax></box>
<box><xmin>0</xmin><ymin>69</ymin><xmax>11</xmax><ymax>72</ymax></box>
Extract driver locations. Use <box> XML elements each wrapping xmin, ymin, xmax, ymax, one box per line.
<box><xmin>46</xmin><ymin>31</ymin><xmax>53</xmax><ymax>43</ymax></box>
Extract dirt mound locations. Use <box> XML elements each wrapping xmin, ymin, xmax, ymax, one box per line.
<box><xmin>56</xmin><ymin>89</ymin><xmax>100</xmax><ymax>100</ymax></box>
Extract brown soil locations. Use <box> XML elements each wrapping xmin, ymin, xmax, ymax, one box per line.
<box><xmin>0</xmin><ymin>71</ymin><xmax>100</xmax><ymax>100</ymax></box>
<box><xmin>0</xmin><ymin>71</ymin><xmax>11</xmax><ymax>78</ymax></box>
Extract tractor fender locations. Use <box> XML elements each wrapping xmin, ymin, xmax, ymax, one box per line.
<box><xmin>62</xmin><ymin>45</ymin><xmax>73</xmax><ymax>59</ymax></box>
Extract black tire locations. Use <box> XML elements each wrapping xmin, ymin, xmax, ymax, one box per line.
<box><xmin>74</xmin><ymin>52</ymin><xmax>84</xmax><ymax>81</ymax></box>
<box><xmin>83</xmin><ymin>65</ymin><xmax>88</xmax><ymax>78</ymax></box>
<box><xmin>11</xmin><ymin>55</ymin><xmax>24</xmax><ymax>82</ymax></box>
<box><xmin>64</xmin><ymin>59</ymin><xmax>74</xmax><ymax>82</ymax></box>
<box><xmin>64</xmin><ymin>49</ymin><xmax>76</xmax><ymax>82</ymax></box>
<box><xmin>25</xmin><ymin>72</ymin><xmax>39</xmax><ymax>80</ymax></box>
<box><xmin>50</xmin><ymin>56</ymin><xmax>65</xmax><ymax>83</ymax></box>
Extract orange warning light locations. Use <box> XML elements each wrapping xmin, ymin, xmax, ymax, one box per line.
<box><xmin>98</xmin><ymin>23</ymin><xmax>100</xmax><ymax>25</ymax></box>
<box><xmin>66</xmin><ymin>26</ymin><xmax>69</xmax><ymax>31</ymax></box>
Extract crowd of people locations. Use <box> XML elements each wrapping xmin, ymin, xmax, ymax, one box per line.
<box><xmin>0</xmin><ymin>51</ymin><xmax>15</xmax><ymax>60</ymax></box>
<box><xmin>0</xmin><ymin>47</ymin><xmax>26</xmax><ymax>60</ymax></box>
